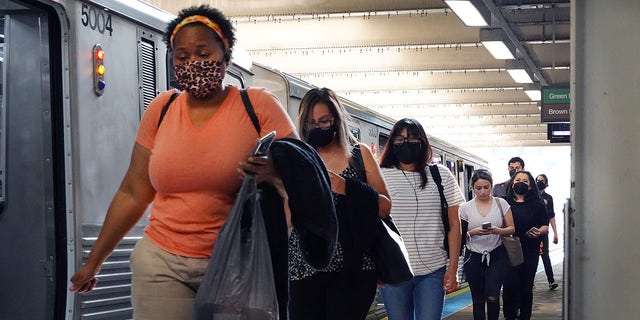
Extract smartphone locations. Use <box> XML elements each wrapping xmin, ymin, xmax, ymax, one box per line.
<box><xmin>482</xmin><ymin>222</ymin><xmax>492</xmax><ymax>230</ymax></box>
<box><xmin>250</xmin><ymin>131</ymin><xmax>276</xmax><ymax>157</ymax></box>
<box><xmin>526</xmin><ymin>227</ymin><xmax>538</xmax><ymax>236</ymax></box>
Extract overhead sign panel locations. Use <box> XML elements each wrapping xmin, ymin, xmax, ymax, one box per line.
<box><xmin>542</xmin><ymin>87</ymin><xmax>570</xmax><ymax>104</ymax></box>
<box><xmin>547</xmin><ymin>122</ymin><xmax>570</xmax><ymax>143</ymax></box>
<box><xmin>541</xmin><ymin>87</ymin><xmax>570</xmax><ymax>122</ymax></box>
<box><xmin>541</xmin><ymin>103</ymin><xmax>570</xmax><ymax>122</ymax></box>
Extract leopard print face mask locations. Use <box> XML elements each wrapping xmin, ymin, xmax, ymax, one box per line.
<box><xmin>174</xmin><ymin>59</ymin><xmax>225</xmax><ymax>99</ymax></box>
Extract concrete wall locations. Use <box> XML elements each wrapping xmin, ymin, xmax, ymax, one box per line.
<box><xmin>570</xmin><ymin>1</ymin><xmax>640</xmax><ymax>318</ymax></box>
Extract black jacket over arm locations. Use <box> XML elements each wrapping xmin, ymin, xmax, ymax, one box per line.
<box><xmin>260</xmin><ymin>138</ymin><xmax>338</xmax><ymax>319</ymax></box>
<box><xmin>339</xmin><ymin>178</ymin><xmax>380</xmax><ymax>276</ymax></box>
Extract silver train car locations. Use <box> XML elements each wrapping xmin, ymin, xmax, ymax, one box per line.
<box><xmin>0</xmin><ymin>0</ymin><xmax>487</xmax><ymax>319</ymax></box>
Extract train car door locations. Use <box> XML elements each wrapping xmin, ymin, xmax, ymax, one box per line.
<box><xmin>0</xmin><ymin>2</ymin><xmax>64</xmax><ymax>319</ymax></box>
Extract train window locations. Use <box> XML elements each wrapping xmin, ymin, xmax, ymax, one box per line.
<box><xmin>166</xmin><ymin>51</ymin><xmax>179</xmax><ymax>90</ymax></box>
<box><xmin>350</xmin><ymin>126</ymin><xmax>361</xmax><ymax>141</ymax></box>
<box><xmin>432</xmin><ymin>153</ymin><xmax>443</xmax><ymax>165</ymax></box>
<box><xmin>446</xmin><ymin>160</ymin><xmax>455</xmax><ymax>175</ymax></box>
<box><xmin>379</xmin><ymin>134</ymin><xmax>388</xmax><ymax>152</ymax></box>
<box><xmin>464</xmin><ymin>164</ymin><xmax>475</xmax><ymax>201</ymax></box>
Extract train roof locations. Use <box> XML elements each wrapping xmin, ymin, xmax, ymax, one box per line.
<box><xmin>252</xmin><ymin>62</ymin><xmax>487</xmax><ymax>166</ymax></box>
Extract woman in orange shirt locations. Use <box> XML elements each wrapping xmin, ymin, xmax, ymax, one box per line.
<box><xmin>69</xmin><ymin>5</ymin><xmax>297</xmax><ymax>320</ymax></box>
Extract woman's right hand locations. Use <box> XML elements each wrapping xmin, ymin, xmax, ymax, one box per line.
<box><xmin>69</xmin><ymin>264</ymin><xmax>100</xmax><ymax>293</ymax></box>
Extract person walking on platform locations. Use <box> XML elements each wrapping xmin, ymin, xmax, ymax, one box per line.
<box><xmin>459</xmin><ymin>169</ymin><xmax>515</xmax><ymax>320</ymax></box>
<box><xmin>379</xmin><ymin>118</ymin><xmax>465</xmax><ymax>320</ymax></box>
<box><xmin>536</xmin><ymin>174</ymin><xmax>559</xmax><ymax>290</ymax></box>
<box><xmin>288</xmin><ymin>87</ymin><xmax>392</xmax><ymax>320</ymax></box>
<box><xmin>493</xmin><ymin>157</ymin><xmax>525</xmax><ymax>198</ymax></box>
<box><xmin>69</xmin><ymin>6</ymin><xmax>306</xmax><ymax>319</ymax></box>
<box><xmin>502</xmin><ymin>171</ymin><xmax>549</xmax><ymax>320</ymax></box>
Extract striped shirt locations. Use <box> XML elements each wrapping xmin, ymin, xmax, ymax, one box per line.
<box><xmin>381</xmin><ymin>165</ymin><xmax>465</xmax><ymax>276</ymax></box>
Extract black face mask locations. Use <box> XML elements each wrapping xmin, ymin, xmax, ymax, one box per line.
<box><xmin>513</xmin><ymin>182</ymin><xmax>529</xmax><ymax>195</ymax></box>
<box><xmin>509</xmin><ymin>169</ymin><xmax>517</xmax><ymax>177</ymax></box>
<box><xmin>393</xmin><ymin>143</ymin><xmax>422</xmax><ymax>164</ymax></box>
<box><xmin>536</xmin><ymin>181</ymin><xmax>547</xmax><ymax>190</ymax></box>
<box><xmin>308</xmin><ymin>126</ymin><xmax>336</xmax><ymax>147</ymax></box>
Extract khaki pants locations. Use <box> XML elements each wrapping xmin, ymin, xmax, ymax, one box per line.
<box><xmin>130</xmin><ymin>236</ymin><xmax>209</xmax><ymax>320</ymax></box>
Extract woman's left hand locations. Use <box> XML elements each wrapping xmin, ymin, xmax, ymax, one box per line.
<box><xmin>526</xmin><ymin>227</ymin><xmax>542</xmax><ymax>238</ymax></box>
<box><xmin>443</xmin><ymin>268</ymin><xmax>459</xmax><ymax>293</ymax></box>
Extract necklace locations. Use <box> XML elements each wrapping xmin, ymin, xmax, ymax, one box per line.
<box><xmin>322</xmin><ymin>150</ymin><xmax>344</xmax><ymax>174</ymax></box>
<box><xmin>475</xmin><ymin>198</ymin><xmax>492</xmax><ymax>217</ymax></box>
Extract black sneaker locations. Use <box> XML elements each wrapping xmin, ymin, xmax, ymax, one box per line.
<box><xmin>549</xmin><ymin>282</ymin><xmax>559</xmax><ymax>290</ymax></box>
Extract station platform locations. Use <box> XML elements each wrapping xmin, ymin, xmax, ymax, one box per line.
<box><xmin>443</xmin><ymin>259</ymin><xmax>564</xmax><ymax>320</ymax></box>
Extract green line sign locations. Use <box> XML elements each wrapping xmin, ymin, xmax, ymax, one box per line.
<box><xmin>542</xmin><ymin>88</ymin><xmax>570</xmax><ymax>104</ymax></box>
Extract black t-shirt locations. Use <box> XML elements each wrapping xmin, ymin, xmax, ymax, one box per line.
<box><xmin>540</xmin><ymin>192</ymin><xmax>555</xmax><ymax>219</ymax></box>
<box><xmin>508</xmin><ymin>199</ymin><xmax>550</xmax><ymax>253</ymax></box>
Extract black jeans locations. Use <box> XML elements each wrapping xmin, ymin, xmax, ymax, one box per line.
<box><xmin>502</xmin><ymin>249</ymin><xmax>540</xmax><ymax>320</ymax></box>
<box><xmin>540</xmin><ymin>235</ymin><xmax>555</xmax><ymax>284</ymax></box>
<box><xmin>288</xmin><ymin>270</ymin><xmax>377</xmax><ymax>320</ymax></box>
<box><xmin>463</xmin><ymin>245</ymin><xmax>509</xmax><ymax>320</ymax></box>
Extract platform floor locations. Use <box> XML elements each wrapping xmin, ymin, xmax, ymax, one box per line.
<box><xmin>444</xmin><ymin>261</ymin><xmax>564</xmax><ymax>320</ymax></box>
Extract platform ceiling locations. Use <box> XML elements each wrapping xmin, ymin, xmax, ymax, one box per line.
<box><xmin>145</xmin><ymin>0</ymin><xmax>571</xmax><ymax>148</ymax></box>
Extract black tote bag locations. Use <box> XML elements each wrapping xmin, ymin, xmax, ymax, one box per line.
<box><xmin>373</xmin><ymin>215</ymin><xmax>414</xmax><ymax>285</ymax></box>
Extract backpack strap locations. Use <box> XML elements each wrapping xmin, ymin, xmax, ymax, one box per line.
<box><xmin>240</xmin><ymin>89</ymin><xmax>261</xmax><ymax>135</ymax></box>
<box><xmin>429</xmin><ymin>165</ymin><xmax>449</xmax><ymax>232</ymax></box>
<box><xmin>157</xmin><ymin>89</ymin><xmax>261</xmax><ymax>135</ymax></box>
<box><xmin>157</xmin><ymin>91</ymin><xmax>180</xmax><ymax>128</ymax></box>
<box><xmin>350</xmin><ymin>144</ymin><xmax>367</xmax><ymax>182</ymax></box>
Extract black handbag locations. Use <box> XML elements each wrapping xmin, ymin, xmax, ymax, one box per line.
<box><xmin>349</xmin><ymin>145</ymin><xmax>413</xmax><ymax>284</ymax></box>
<box><xmin>373</xmin><ymin>215</ymin><xmax>414</xmax><ymax>285</ymax></box>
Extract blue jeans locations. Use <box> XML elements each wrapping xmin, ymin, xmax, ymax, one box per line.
<box><xmin>381</xmin><ymin>266</ymin><xmax>446</xmax><ymax>320</ymax></box>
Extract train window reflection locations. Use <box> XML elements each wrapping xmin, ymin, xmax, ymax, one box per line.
<box><xmin>432</xmin><ymin>153</ymin><xmax>442</xmax><ymax>165</ymax></box>
<box><xmin>379</xmin><ymin>134</ymin><xmax>388</xmax><ymax>152</ymax></box>
<box><xmin>446</xmin><ymin>160</ymin><xmax>455</xmax><ymax>174</ymax></box>
<box><xmin>350</xmin><ymin>127</ymin><xmax>360</xmax><ymax>141</ymax></box>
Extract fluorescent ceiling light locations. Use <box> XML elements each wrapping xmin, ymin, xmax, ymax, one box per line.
<box><xmin>507</xmin><ymin>69</ymin><xmax>533</xmax><ymax>83</ymax></box>
<box><xmin>525</xmin><ymin>89</ymin><xmax>541</xmax><ymax>100</ymax></box>
<box><xmin>483</xmin><ymin>41</ymin><xmax>515</xmax><ymax>59</ymax></box>
<box><xmin>445</xmin><ymin>0</ymin><xmax>490</xmax><ymax>27</ymax></box>
<box><xmin>480</xmin><ymin>28</ymin><xmax>515</xmax><ymax>59</ymax></box>
<box><xmin>506</xmin><ymin>59</ymin><xmax>534</xmax><ymax>83</ymax></box>
<box><xmin>524</xmin><ymin>82</ymin><xmax>541</xmax><ymax>100</ymax></box>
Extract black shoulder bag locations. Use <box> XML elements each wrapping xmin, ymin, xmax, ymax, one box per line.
<box><xmin>352</xmin><ymin>145</ymin><xmax>413</xmax><ymax>284</ymax></box>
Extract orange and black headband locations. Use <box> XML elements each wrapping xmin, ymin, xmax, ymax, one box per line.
<box><xmin>170</xmin><ymin>15</ymin><xmax>229</xmax><ymax>50</ymax></box>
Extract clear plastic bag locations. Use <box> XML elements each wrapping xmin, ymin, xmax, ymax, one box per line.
<box><xmin>193</xmin><ymin>174</ymin><xmax>278</xmax><ymax>320</ymax></box>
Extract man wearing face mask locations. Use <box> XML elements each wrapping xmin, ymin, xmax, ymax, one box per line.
<box><xmin>536</xmin><ymin>174</ymin><xmax>559</xmax><ymax>290</ymax></box>
<box><xmin>493</xmin><ymin>157</ymin><xmax>525</xmax><ymax>198</ymax></box>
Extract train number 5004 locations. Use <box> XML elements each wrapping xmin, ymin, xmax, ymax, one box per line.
<box><xmin>81</xmin><ymin>4</ymin><xmax>113</xmax><ymax>36</ymax></box>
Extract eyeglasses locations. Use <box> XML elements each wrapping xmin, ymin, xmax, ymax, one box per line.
<box><xmin>306</xmin><ymin>118</ymin><xmax>334</xmax><ymax>130</ymax></box>
<box><xmin>392</xmin><ymin>135</ymin><xmax>421</xmax><ymax>145</ymax></box>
